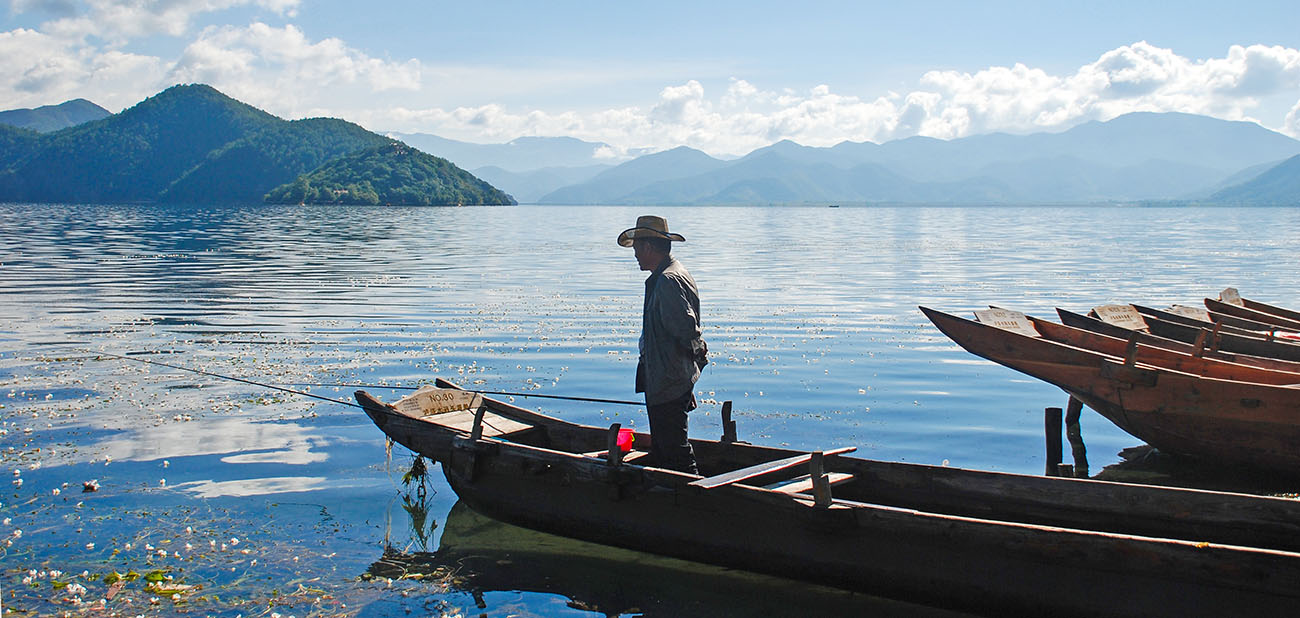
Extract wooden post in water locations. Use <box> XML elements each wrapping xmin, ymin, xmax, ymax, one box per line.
<box><xmin>1065</xmin><ymin>396</ymin><xmax>1089</xmax><ymax>477</ymax></box>
<box><xmin>1045</xmin><ymin>406</ymin><xmax>1063</xmax><ymax>476</ymax></box>
<box><xmin>721</xmin><ymin>400</ymin><xmax>737</xmax><ymax>443</ymax></box>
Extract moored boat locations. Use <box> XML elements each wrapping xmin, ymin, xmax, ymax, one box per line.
<box><xmin>1055</xmin><ymin>306</ymin><xmax>1300</xmax><ymax>372</ymax></box>
<box><xmin>1207</xmin><ymin>296</ymin><xmax>1300</xmax><ymax>332</ymax></box>
<box><xmin>1073</xmin><ymin>303</ymin><xmax>1300</xmax><ymax>362</ymax></box>
<box><xmin>358</xmin><ymin>377</ymin><xmax>1300</xmax><ymax>617</ymax></box>
<box><xmin>922</xmin><ymin>306</ymin><xmax>1300</xmax><ymax>471</ymax></box>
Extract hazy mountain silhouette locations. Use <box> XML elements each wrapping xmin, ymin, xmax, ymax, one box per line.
<box><xmin>531</xmin><ymin>112</ymin><xmax>1300</xmax><ymax>205</ymax></box>
<box><xmin>0</xmin><ymin>99</ymin><xmax>110</xmax><ymax>133</ymax></box>
<box><xmin>1210</xmin><ymin>155</ymin><xmax>1300</xmax><ymax>205</ymax></box>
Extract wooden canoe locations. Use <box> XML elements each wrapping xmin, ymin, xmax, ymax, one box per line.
<box><xmin>924</xmin><ymin>306</ymin><xmax>1300</xmax><ymax>471</ymax></box>
<box><xmin>1055</xmin><ymin>307</ymin><xmax>1300</xmax><ymax>373</ymax></box>
<box><xmin>357</xmin><ymin>377</ymin><xmax>1300</xmax><ymax>616</ymax></box>
<box><xmin>1135</xmin><ymin>302</ymin><xmax>1282</xmax><ymax>335</ymax></box>
<box><xmin>1207</xmin><ymin>296</ymin><xmax>1300</xmax><ymax>332</ymax></box>
<box><xmin>1077</xmin><ymin>303</ymin><xmax>1300</xmax><ymax>362</ymax></box>
<box><xmin>1237</xmin><ymin>294</ymin><xmax>1300</xmax><ymax>324</ymax></box>
<box><xmin>1026</xmin><ymin>314</ymin><xmax>1300</xmax><ymax>384</ymax></box>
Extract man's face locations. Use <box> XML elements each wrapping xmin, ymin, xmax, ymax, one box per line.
<box><xmin>632</xmin><ymin>239</ymin><xmax>660</xmax><ymax>271</ymax></box>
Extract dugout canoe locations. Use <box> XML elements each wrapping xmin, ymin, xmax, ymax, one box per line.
<box><xmin>1231</xmin><ymin>290</ymin><xmax>1300</xmax><ymax>324</ymax></box>
<box><xmin>924</xmin><ymin>306</ymin><xmax>1300</xmax><ymax>472</ymax></box>
<box><xmin>1054</xmin><ymin>307</ymin><xmax>1300</xmax><ymax>372</ymax></box>
<box><xmin>357</xmin><ymin>377</ymin><xmax>1300</xmax><ymax>617</ymax></box>
<box><xmin>1207</xmin><ymin>296</ymin><xmax>1300</xmax><ymax>332</ymax></box>
<box><xmin>1071</xmin><ymin>303</ymin><xmax>1300</xmax><ymax>363</ymax></box>
<box><xmin>1022</xmin><ymin>312</ymin><xmax>1300</xmax><ymax>384</ymax></box>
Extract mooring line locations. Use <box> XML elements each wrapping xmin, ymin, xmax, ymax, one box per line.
<box><xmin>90</xmin><ymin>351</ymin><xmax>646</xmax><ymax>408</ymax></box>
<box><xmin>92</xmin><ymin>350</ymin><xmax>363</xmax><ymax>409</ymax></box>
<box><xmin>275</xmin><ymin>382</ymin><xmax>644</xmax><ymax>406</ymax></box>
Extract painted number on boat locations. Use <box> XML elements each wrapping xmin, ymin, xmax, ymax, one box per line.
<box><xmin>973</xmin><ymin>309</ymin><xmax>1039</xmax><ymax>337</ymax></box>
<box><xmin>1092</xmin><ymin>304</ymin><xmax>1146</xmax><ymax>330</ymax></box>
<box><xmin>395</xmin><ymin>386</ymin><xmax>480</xmax><ymax>416</ymax></box>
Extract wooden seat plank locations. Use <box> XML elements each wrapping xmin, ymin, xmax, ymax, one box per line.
<box><xmin>423</xmin><ymin>408</ymin><xmax>533</xmax><ymax>438</ymax></box>
<box><xmin>688</xmin><ymin>447</ymin><xmax>856</xmax><ymax>489</ymax></box>
<box><xmin>767</xmin><ymin>472</ymin><xmax>855</xmax><ymax>495</ymax></box>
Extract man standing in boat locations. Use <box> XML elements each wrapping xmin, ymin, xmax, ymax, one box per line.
<box><xmin>619</xmin><ymin>215</ymin><xmax>707</xmax><ymax>474</ymax></box>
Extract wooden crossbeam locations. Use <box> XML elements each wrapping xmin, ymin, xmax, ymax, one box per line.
<box><xmin>688</xmin><ymin>446</ymin><xmax>856</xmax><ymax>489</ymax></box>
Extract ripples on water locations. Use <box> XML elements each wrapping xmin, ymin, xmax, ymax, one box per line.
<box><xmin>2</xmin><ymin>202</ymin><xmax>1299</xmax><ymax>616</ymax></box>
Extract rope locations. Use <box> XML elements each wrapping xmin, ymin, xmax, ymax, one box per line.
<box><xmin>90</xmin><ymin>351</ymin><xmax>645</xmax><ymax>408</ymax></box>
<box><xmin>92</xmin><ymin>350</ymin><xmax>362</xmax><ymax>409</ymax></box>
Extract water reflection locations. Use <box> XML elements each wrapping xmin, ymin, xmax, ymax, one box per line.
<box><xmin>368</xmin><ymin>501</ymin><xmax>976</xmax><ymax>618</ymax></box>
<box><xmin>5</xmin><ymin>203</ymin><xmax>1300</xmax><ymax>615</ymax></box>
<box><xmin>83</xmin><ymin>417</ymin><xmax>329</xmax><ymax>465</ymax></box>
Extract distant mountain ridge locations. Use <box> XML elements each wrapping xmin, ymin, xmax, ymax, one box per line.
<box><xmin>531</xmin><ymin>112</ymin><xmax>1300</xmax><ymax>205</ymax></box>
<box><xmin>0</xmin><ymin>85</ymin><xmax>513</xmax><ymax>205</ymax></box>
<box><xmin>0</xmin><ymin>99</ymin><xmax>110</xmax><ymax>133</ymax></box>
<box><xmin>1210</xmin><ymin>155</ymin><xmax>1300</xmax><ymax>205</ymax></box>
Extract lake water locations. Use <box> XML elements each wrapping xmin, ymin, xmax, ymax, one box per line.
<box><xmin>2</xmin><ymin>202</ymin><xmax>1299</xmax><ymax>616</ymax></box>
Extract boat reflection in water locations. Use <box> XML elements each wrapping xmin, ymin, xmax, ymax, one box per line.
<box><xmin>366</xmin><ymin>501</ymin><xmax>975</xmax><ymax>618</ymax></box>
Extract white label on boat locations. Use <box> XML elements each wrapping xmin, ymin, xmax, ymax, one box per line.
<box><xmin>1169</xmin><ymin>305</ymin><xmax>1212</xmax><ymax>321</ymax></box>
<box><xmin>1092</xmin><ymin>304</ymin><xmax>1146</xmax><ymax>330</ymax></box>
<box><xmin>1219</xmin><ymin>287</ymin><xmax>1243</xmax><ymax>305</ymax></box>
<box><xmin>394</xmin><ymin>386</ymin><xmax>480</xmax><ymax>417</ymax></box>
<box><xmin>973</xmin><ymin>309</ymin><xmax>1039</xmax><ymax>337</ymax></box>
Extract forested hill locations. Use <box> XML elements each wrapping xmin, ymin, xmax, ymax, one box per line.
<box><xmin>265</xmin><ymin>143</ymin><xmax>514</xmax><ymax>205</ymax></box>
<box><xmin>0</xmin><ymin>84</ymin><xmax>514</xmax><ymax>205</ymax></box>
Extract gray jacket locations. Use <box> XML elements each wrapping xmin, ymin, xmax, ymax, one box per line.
<box><xmin>637</xmin><ymin>256</ymin><xmax>705</xmax><ymax>404</ymax></box>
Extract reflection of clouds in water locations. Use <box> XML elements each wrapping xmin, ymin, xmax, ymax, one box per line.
<box><xmin>90</xmin><ymin>417</ymin><xmax>327</xmax><ymax>465</ymax></box>
<box><xmin>174</xmin><ymin>476</ymin><xmax>330</xmax><ymax>498</ymax></box>
<box><xmin>222</xmin><ymin>449</ymin><xmax>326</xmax><ymax>465</ymax></box>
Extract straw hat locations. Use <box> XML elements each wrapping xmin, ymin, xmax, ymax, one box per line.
<box><xmin>617</xmin><ymin>215</ymin><xmax>686</xmax><ymax>247</ymax></box>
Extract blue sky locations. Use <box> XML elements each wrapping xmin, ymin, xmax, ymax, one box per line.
<box><xmin>3</xmin><ymin>1</ymin><xmax>1299</xmax><ymax>157</ymax></box>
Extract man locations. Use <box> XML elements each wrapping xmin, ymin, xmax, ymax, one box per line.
<box><xmin>617</xmin><ymin>215</ymin><xmax>707</xmax><ymax>474</ymax></box>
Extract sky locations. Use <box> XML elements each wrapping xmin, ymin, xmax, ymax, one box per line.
<box><xmin>3</xmin><ymin>0</ymin><xmax>1300</xmax><ymax>158</ymax></box>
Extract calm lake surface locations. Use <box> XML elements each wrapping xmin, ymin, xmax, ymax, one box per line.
<box><xmin>2</xmin><ymin>202</ymin><xmax>1299</xmax><ymax>616</ymax></box>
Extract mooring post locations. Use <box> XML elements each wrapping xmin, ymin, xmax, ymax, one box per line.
<box><xmin>1045</xmin><ymin>406</ymin><xmax>1063</xmax><ymax>476</ymax></box>
<box><xmin>605</xmin><ymin>423</ymin><xmax>623</xmax><ymax>467</ymax></box>
<box><xmin>1065</xmin><ymin>396</ymin><xmax>1089</xmax><ymax>478</ymax></box>
<box><xmin>810</xmin><ymin>451</ymin><xmax>832</xmax><ymax>508</ymax></box>
<box><xmin>721</xmin><ymin>400</ymin><xmax>737</xmax><ymax>443</ymax></box>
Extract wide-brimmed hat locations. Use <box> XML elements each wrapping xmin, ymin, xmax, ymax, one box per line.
<box><xmin>617</xmin><ymin>215</ymin><xmax>686</xmax><ymax>247</ymax></box>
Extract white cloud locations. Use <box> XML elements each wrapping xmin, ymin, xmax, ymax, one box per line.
<box><xmin>3</xmin><ymin>13</ymin><xmax>1299</xmax><ymax>158</ymax></box>
<box><xmin>32</xmin><ymin>0</ymin><xmax>299</xmax><ymax>42</ymax></box>
<box><xmin>0</xmin><ymin>27</ymin><xmax>167</xmax><ymax>110</ymax></box>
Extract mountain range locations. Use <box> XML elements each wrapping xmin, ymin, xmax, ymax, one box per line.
<box><xmin>515</xmin><ymin>113</ymin><xmax>1299</xmax><ymax>205</ymax></box>
<box><xmin>0</xmin><ymin>85</ymin><xmax>513</xmax><ymax>205</ymax></box>
<box><xmin>4</xmin><ymin>87</ymin><xmax>1300</xmax><ymax>206</ymax></box>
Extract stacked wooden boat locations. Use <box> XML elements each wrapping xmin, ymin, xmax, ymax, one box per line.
<box><xmin>923</xmin><ymin>288</ymin><xmax>1300</xmax><ymax>472</ymax></box>
<box><xmin>357</xmin><ymin>373</ymin><xmax>1300</xmax><ymax>616</ymax></box>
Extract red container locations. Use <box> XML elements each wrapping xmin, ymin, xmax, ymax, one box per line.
<box><xmin>616</xmin><ymin>428</ymin><xmax>635</xmax><ymax>452</ymax></box>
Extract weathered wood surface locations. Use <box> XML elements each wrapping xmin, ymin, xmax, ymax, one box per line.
<box><xmin>689</xmin><ymin>446</ymin><xmax>855</xmax><ymax>489</ymax></box>
<box><xmin>1057</xmin><ymin>307</ymin><xmax>1300</xmax><ymax>372</ymax></box>
<box><xmin>1207</xmin><ymin>296</ymin><xmax>1300</xmax><ymax>332</ymax></box>
<box><xmin>1241</xmin><ymin>295</ymin><xmax>1300</xmax><ymax>323</ymax></box>
<box><xmin>1029</xmin><ymin>315</ymin><xmax>1300</xmax><ymax>384</ymax></box>
<box><xmin>1135</xmin><ymin>302</ymin><xmax>1278</xmax><ymax>335</ymax></box>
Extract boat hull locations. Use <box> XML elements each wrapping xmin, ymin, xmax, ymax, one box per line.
<box><xmin>925</xmin><ymin>307</ymin><xmax>1300</xmax><ymax>471</ymax></box>
<box><xmin>360</xmin><ymin>385</ymin><xmax>1300</xmax><ymax>617</ymax></box>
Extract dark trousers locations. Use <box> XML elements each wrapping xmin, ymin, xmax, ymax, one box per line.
<box><xmin>646</xmin><ymin>392</ymin><xmax>698</xmax><ymax>474</ymax></box>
